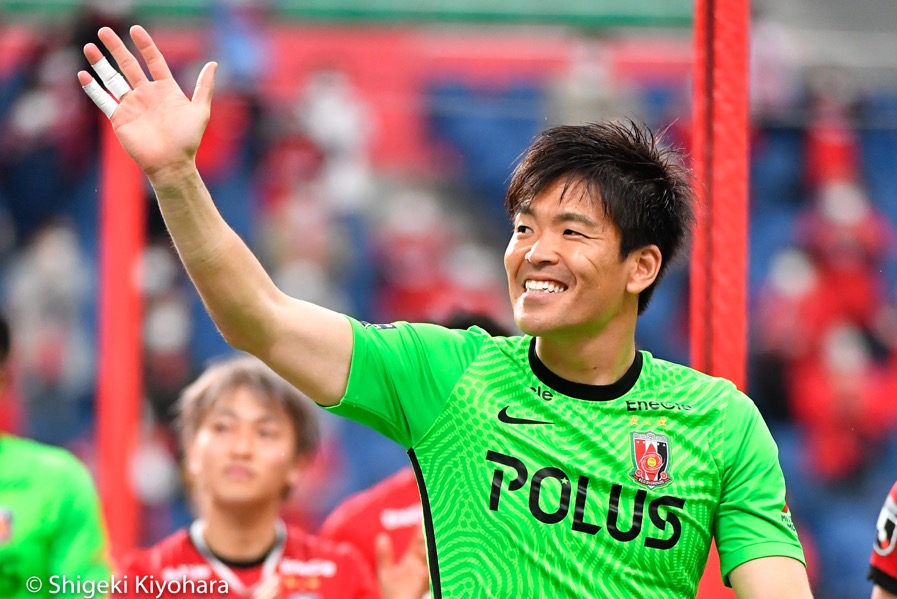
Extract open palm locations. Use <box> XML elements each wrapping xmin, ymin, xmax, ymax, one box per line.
<box><xmin>78</xmin><ymin>25</ymin><xmax>216</xmax><ymax>179</ymax></box>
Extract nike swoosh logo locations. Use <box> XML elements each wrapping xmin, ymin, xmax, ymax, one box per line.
<box><xmin>498</xmin><ymin>406</ymin><xmax>553</xmax><ymax>425</ymax></box>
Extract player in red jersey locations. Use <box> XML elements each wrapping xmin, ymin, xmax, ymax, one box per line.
<box><xmin>320</xmin><ymin>468</ymin><xmax>423</xmax><ymax>585</ymax></box>
<box><xmin>871</xmin><ymin>481</ymin><xmax>897</xmax><ymax>599</ymax></box>
<box><xmin>117</xmin><ymin>356</ymin><xmax>421</xmax><ymax>599</ymax></box>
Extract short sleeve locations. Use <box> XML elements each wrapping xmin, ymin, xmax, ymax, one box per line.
<box><xmin>715</xmin><ymin>390</ymin><xmax>806</xmax><ymax>582</ymax></box>
<box><xmin>325</xmin><ymin>318</ymin><xmax>486</xmax><ymax>448</ymax></box>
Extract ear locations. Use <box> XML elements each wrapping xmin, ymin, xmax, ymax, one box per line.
<box><xmin>626</xmin><ymin>244</ymin><xmax>662</xmax><ymax>295</ymax></box>
<box><xmin>286</xmin><ymin>454</ymin><xmax>310</xmax><ymax>489</ymax></box>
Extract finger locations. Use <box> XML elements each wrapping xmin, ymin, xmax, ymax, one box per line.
<box><xmin>408</xmin><ymin>525</ymin><xmax>427</xmax><ymax>560</ymax></box>
<box><xmin>78</xmin><ymin>71</ymin><xmax>118</xmax><ymax>118</ymax></box>
<box><xmin>192</xmin><ymin>62</ymin><xmax>217</xmax><ymax>106</ymax></box>
<box><xmin>130</xmin><ymin>25</ymin><xmax>174</xmax><ymax>81</ymax></box>
<box><xmin>374</xmin><ymin>533</ymin><xmax>395</xmax><ymax>572</ymax></box>
<box><xmin>97</xmin><ymin>27</ymin><xmax>149</xmax><ymax>87</ymax></box>
<box><xmin>404</xmin><ymin>528</ymin><xmax>431</xmax><ymax>594</ymax></box>
<box><xmin>83</xmin><ymin>42</ymin><xmax>105</xmax><ymax>65</ymax></box>
<box><xmin>90</xmin><ymin>56</ymin><xmax>132</xmax><ymax>100</ymax></box>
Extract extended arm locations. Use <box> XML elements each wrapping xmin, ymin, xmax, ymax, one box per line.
<box><xmin>78</xmin><ymin>26</ymin><xmax>351</xmax><ymax>405</ymax></box>
<box><xmin>729</xmin><ymin>556</ymin><xmax>813</xmax><ymax>599</ymax></box>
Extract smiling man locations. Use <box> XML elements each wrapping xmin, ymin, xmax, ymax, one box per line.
<box><xmin>79</xmin><ymin>26</ymin><xmax>812</xmax><ymax>598</ymax></box>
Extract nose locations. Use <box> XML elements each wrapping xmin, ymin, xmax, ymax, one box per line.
<box><xmin>230</xmin><ymin>426</ymin><xmax>254</xmax><ymax>457</ymax></box>
<box><xmin>524</xmin><ymin>236</ymin><xmax>560</xmax><ymax>265</ymax></box>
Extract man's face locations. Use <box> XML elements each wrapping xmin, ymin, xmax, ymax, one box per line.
<box><xmin>504</xmin><ymin>179</ymin><xmax>648</xmax><ymax>339</ymax></box>
<box><xmin>186</xmin><ymin>386</ymin><xmax>301</xmax><ymax>510</ymax></box>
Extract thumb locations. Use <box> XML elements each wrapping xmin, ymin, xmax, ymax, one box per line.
<box><xmin>374</xmin><ymin>532</ymin><xmax>395</xmax><ymax>574</ymax></box>
<box><xmin>192</xmin><ymin>61</ymin><xmax>217</xmax><ymax>106</ymax></box>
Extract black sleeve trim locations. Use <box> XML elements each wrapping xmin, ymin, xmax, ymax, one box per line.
<box><xmin>870</xmin><ymin>565</ymin><xmax>897</xmax><ymax>596</ymax></box>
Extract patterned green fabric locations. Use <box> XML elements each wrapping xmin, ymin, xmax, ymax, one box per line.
<box><xmin>328</xmin><ymin>317</ymin><xmax>804</xmax><ymax>598</ymax></box>
<box><xmin>0</xmin><ymin>436</ymin><xmax>110</xmax><ymax>599</ymax></box>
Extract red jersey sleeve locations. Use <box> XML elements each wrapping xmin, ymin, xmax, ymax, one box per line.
<box><xmin>113</xmin><ymin>548</ymin><xmax>152</xmax><ymax>598</ymax></box>
<box><xmin>320</xmin><ymin>468</ymin><xmax>422</xmax><ymax>575</ymax></box>
<box><xmin>870</xmin><ymin>481</ymin><xmax>897</xmax><ymax>595</ymax></box>
<box><xmin>332</xmin><ymin>541</ymin><xmax>379</xmax><ymax>599</ymax></box>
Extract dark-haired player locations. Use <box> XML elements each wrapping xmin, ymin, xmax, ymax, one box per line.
<box><xmin>80</xmin><ymin>26</ymin><xmax>811</xmax><ymax>597</ymax></box>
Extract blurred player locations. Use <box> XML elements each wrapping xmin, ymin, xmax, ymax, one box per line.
<box><xmin>0</xmin><ymin>313</ymin><xmax>111</xmax><ymax>598</ymax></box>
<box><xmin>870</xmin><ymin>481</ymin><xmax>897</xmax><ymax>599</ymax></box>
<box><xmin>80</xmin><ymin>26</ymin><xmax>812</xmax><ymax>598</ymax></box>
<box><xmin>321</xmin><ymin>469</ymin><xmax>426</xmax><ymax>597</ymax></box>
<box><xmin>117</xmin><ymin>356</ymin><xmax>427</xmax><ymax>599</ymax></box>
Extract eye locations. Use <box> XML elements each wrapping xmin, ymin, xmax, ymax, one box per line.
<box><xmin>515</xmin><ymin>225</ymin><xmax>532</xmax><ymax>234</ymax></box>
<box><xmin>211</xmin><ymin>420</ymin><xmax>231</xmax><ymax>434</ymax></box>
<box><xmin>258</xmin><ymin>427</ymin><xmax>279</xmax><ymax>439</ymax></box>
<box><xmin>563</xmin><ymin>229</ymin><xmax>583</xmax><ymax>237</ymax></box>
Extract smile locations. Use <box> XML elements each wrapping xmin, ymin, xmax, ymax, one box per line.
<box><xmin>524</xmin><ymin>280</ymin><xmax>568</xmax><ymax>294</ymax></box>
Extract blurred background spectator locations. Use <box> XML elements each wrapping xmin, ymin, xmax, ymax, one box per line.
<box><xmin>0</xmin><ymin>0</ymin><xmax>895</xmax><ymax>596</ymax></box>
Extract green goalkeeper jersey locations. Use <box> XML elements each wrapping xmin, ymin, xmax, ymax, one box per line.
<box><xmin>0</xmin><ymin>435</ymin><xmax>110</xmax><ymax>599</ymax></box>
<box><xmin>328</xmin><ymin>318</ymin><xmax>805</xmax><ymax>598</ymax></box>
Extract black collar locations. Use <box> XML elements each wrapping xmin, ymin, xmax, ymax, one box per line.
<box><xmin>528</xmin><ymin>338</ymin><xmax>642</xmax><ymax>401</ymax></box>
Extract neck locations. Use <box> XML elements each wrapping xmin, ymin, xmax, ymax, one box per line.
<box><xmin>535</xmin><ymin>314</ymin><xmax>637</xmax><ymax>385</ymax></box>
<box><xmin>199</xmin><ymin>504</ymin><xmax>281</xmax><ymax>562</ymax></box>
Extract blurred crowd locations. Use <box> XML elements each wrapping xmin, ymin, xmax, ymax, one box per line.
<box><xmin>0</xmin><ymin>4</ymin><xmax>895</xmax><ymax>598</ymax></box>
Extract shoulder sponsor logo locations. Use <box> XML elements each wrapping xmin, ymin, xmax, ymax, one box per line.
<box><xmin>361</xmin><ymin>321</ymin><xmax>396</xmax><ymax>330</ymax></box>
<box><xmin>498</xmin><ymin>406</ymin><xmax>553</xmax><ymax>426</ymax></box>
<box><xmin>0</xmin><ymin>508</ymin><xmax>11</xmax><ymax>544</ymax></box>
<box><xmin>780</xmin><ymin>504</ymin><xmax>797</xmax><ymax>533</ymax></box>
<box><xmin>630</xmin><ymin>432</ymin><xmax>672</xmax><ymax>489</ymax></box>
<box><xmin>874</xmin><ymin>494</ymin><xmax>897</xmax><ymax>556</ymax></box>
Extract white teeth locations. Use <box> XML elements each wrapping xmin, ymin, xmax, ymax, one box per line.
<box><xmin>525</xmin><ymin>280</ymin><xmax>566</xmax><ymax>293</ymax></box>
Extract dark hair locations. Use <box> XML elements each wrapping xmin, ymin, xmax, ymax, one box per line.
<box><xmin>0</xmin><ymin>312</ymin><xmax>9</xmax><ymax>364</ymax></box>
<box><xmin>174</xmin><ymin>356</ymin><xmax>319</xmax><ymax>459</ymax></box>
<box><xmin>505</xmin><ymin>120</ymin><xmax>695</xmax><ymax>313</ymax></box>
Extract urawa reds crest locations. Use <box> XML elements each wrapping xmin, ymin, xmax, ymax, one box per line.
<box><xmin>630</xmin><ymin>432</ymin><xmax>672</xmax><ymax>489</ymax></box>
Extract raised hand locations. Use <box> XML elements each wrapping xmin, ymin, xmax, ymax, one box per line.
<box><xmin>375</xmin><ymin>528</ymin><xmax>431</xmax><ymax>599</ymax></box>
<box><xmin>77</xmin><ymin>25</ymin><xmax>217</xmax><ymax>180</ymax></box>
